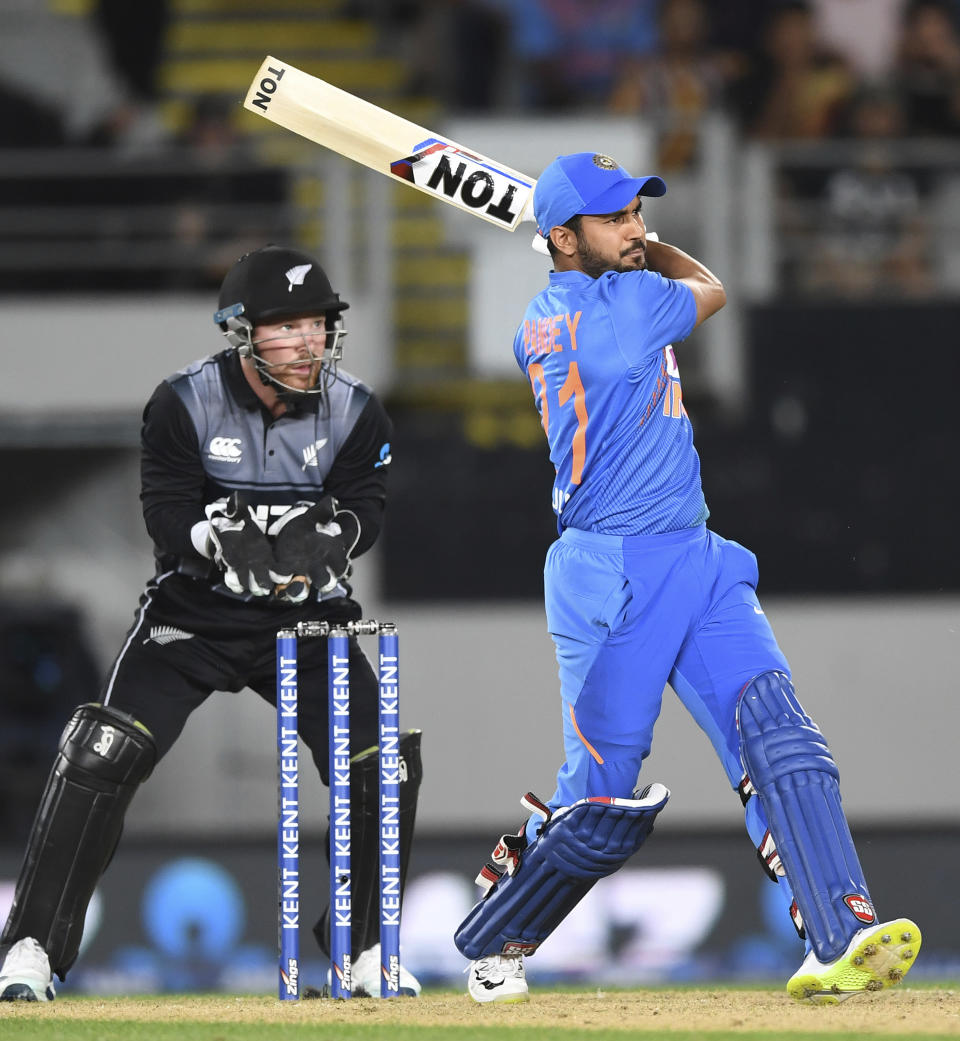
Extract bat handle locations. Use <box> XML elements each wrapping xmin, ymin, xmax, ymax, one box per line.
<box><xmin>275</xmin><ymin>576</ymin><xmax>309</xmax><ymax>600</ymax></box>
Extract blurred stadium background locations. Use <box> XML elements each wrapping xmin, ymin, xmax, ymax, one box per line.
<box><xmin>0</xmin><ymin>0</ymin><xmax>958</xmax><ymax>994</ymax></box>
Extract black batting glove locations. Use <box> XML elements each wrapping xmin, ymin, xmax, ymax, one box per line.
<box><xmin>269</xmin><ymin>495</ymin><xmax>360</xmax><ymax>595</ymax></box>
<box><xmin>206</xmin><ymin>492</ymin><xmax>282</xmax><ymax>597</ymax></box>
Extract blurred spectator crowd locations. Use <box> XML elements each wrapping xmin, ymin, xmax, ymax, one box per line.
<box><xmin>308</xmin><ymin>0</ymin><xmax>960</xmax><ymax>301</ymax></box>
<box><xmin>2</xmin><ymin>0</ymin><xmax>960</xmax><ymax>299</ymax></box>
<box><xmin>395</xmin><ymin>0</ymin><xmax>960</xmax><ymax>162</ymax></box>
<box><xmin>5</xmin><ymin>0</ymin><xmax>959</xmax><ymax>155</ymax></box>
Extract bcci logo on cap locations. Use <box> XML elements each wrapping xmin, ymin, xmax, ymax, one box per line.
<box><xmin>592</xmin><ymin>154</ymin><xmax>618</xmax><ymax>170</ymax></box>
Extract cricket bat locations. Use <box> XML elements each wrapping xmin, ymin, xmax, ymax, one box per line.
<box><xmin>243</xmin><ymin>56</ymin><xmax>538</xmax><ymax>234</ymax></box>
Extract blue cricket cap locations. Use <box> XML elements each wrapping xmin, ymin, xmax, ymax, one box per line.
<box><xmin>533</xmin><ymin>152</ymin><xmax>667</xmax><ymax>239</ymax></box>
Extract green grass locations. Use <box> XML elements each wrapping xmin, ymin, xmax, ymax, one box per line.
<box><xmin>0</xmin><ymin>985</ymin><xmax>956</xmax><ymax>1041</ymax></box>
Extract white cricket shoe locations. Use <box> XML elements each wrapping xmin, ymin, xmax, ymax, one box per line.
<box><xmin>331</xmin><ymin>944</ymin><xmax>421</xmax><ymax>997</ymax></box>
<box><xmin>787</xmin><ymin>918</ymin><xmax>921</xmax><ymax>1004</ymax></box>
<box><xmin>467</xmin><ymin>952</ymin><xmax>529</xmax><ymax>1003</ymax></box>
<box><xmin>0</xmin><ymin>938</ymin><xmax>56</xmax><ymax>1002</ymax></box>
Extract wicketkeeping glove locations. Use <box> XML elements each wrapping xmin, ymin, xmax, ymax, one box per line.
<box><xmin>206</xmin><ymin>492</ymin><xmax>285</xmax><ymax>597</ymax></box>
<box><xmin>269</xmin><ymin>495</ymin><xmax>361</xmax><ymax>598</ymax></box>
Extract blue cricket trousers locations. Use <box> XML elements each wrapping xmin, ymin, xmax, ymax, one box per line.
<box><xmin>539</xmin><ymin>523</ymin><xmax>801</xmax><ymax>925</ymax></box>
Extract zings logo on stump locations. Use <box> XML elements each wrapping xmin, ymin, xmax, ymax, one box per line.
<box><xmin>280</xmin><ymin>957</ymin><xmax>299</xmax><ymax>996</ymax></box>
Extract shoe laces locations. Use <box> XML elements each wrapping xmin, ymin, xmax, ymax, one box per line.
<box><xmin>471</xmin><ymin>953</ymin><xmax>524</xmax><ymax>982</ymax></box>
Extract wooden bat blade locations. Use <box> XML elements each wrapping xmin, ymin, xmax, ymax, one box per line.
<box><xmin>244</xmin><ymin>56</ymin><xmax>536</xmax><ymax>232</ymax></box>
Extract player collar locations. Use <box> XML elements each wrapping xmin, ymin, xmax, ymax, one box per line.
<box><xmin>549</xmin><ymin>269</ymin><xmax>598</xmax><ymax>285</ymax></box>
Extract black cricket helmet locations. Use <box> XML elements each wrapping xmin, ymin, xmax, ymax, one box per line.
<box><xmin>214</xmin><ymin>244</ymin><xmax>349</xmax><ymax>397</ymax></box>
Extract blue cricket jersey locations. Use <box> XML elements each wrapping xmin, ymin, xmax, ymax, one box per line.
<box><xmin>513</xmin><ymin>268</ymin><xmax>707</xmax><ymax>534</ymax></box>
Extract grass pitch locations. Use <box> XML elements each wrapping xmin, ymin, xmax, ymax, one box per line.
<box><xmin>0</xmin><ymin>985</ymin><xmax>957</xmax><ymax>1040</ymax></box>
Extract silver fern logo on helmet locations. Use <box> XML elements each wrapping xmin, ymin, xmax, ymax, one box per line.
<box><xmin>285</xmin><ymin>264</ymin><xmax>312</xmax><ymax>291</ymax></box>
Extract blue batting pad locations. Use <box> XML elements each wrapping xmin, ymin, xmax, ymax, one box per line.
<box><xmin>737</xmin><ymin>672</ymin><xmax>876</xmax><ymax>962</ymax></box>
<box><xmin>454</xmin><ymin>785</ymin><xmax>668</xmax><ymax>960</ymax></box>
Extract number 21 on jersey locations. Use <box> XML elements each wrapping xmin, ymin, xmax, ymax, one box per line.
<box><xmin>528</xmin><ymin>360</ymin><xmax>588</xmax><ymax>485</ymax></box>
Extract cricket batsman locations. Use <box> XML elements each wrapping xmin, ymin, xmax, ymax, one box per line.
<box><xmin>454</xmin><ymin>152</ymin><xmax>920</xmax><ymax>1004</ymax></box>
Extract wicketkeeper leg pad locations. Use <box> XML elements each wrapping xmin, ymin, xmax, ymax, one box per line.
<box><xmin>313</xmin><ymin>729</ymin><xmax>422</xmax><ymax>959</ymax></box>
<box><xmin>737</xmin><ymin>671</ymin><xmax>876</xmax><ymax>963</ymax></box>
<box><xmin>454</xmin><ymin>783</ymin><xmax>669</xmax><ymax>960</ymax></box>
<box><xmin>1</xmin><ymin>703</ymin><xmax>156</xmax><ymax>979</ymax></box>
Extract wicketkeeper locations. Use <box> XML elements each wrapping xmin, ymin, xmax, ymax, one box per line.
<box><xmin>0</xmin><ymin>245</ymin><xmax>422</xmax><ymax>1001</ymax></box>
